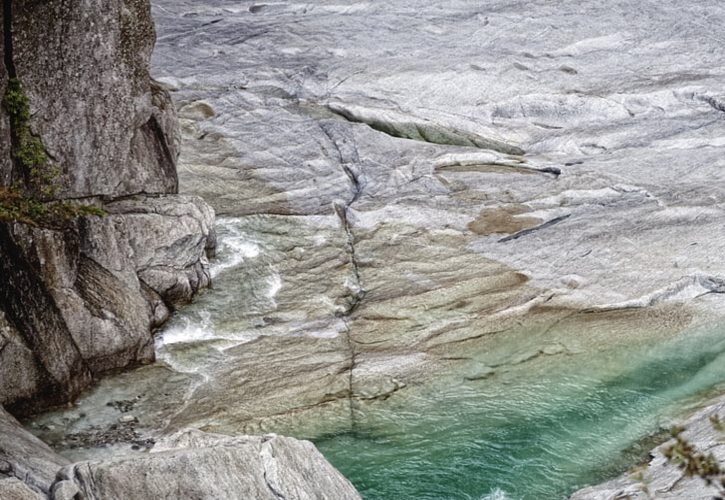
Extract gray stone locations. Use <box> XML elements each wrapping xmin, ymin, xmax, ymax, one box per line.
<box><xmin>120</xmin><ymin>0</ymin><xmax>725</xmax><ymax>438</ymax></box>
<box><xmin>570</xmin><ymin>400</ymin><xmax>725</xmax><ymax>499</ymax></box>
<box><xmin>51</xmin><ymin>480</ymin><xmax>80</xmax><ymax>500</ymax></box>
<box><xmin>0</xmin><ymin>406</ymin><xmax>68</xmax><ymax>494</ymax></box>
<box><xmin>0</xmin><ymin>1</ymin><xmax>215</xmax><ymax>412</ymax></box>
<box><xmin>11</xmin><ymin>0</ymin><xmax>178</xmax><ymax>197</ymax></box>
<box><xmin>0</xmin><ymin>478</ymin><xmax>44</xmax><ymax>500</ymax></box>
<box><xmin>57</xmin><ymin>430</ymin><xmax>361</xmax><ymax>500</ymax></box>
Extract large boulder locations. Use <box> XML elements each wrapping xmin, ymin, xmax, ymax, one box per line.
<box><xmin>1</xmin><ymin>407</ymin><xmax>360</xmax><ymax>500</ymax></box>
<box><xmin>0</xmin><ymin>195</ymin><xmax>214</xmax><ymax>413</ymax></box>
<box><xmin>54</xmin><ymin>430</ymin><xmax>361</xmax><ymax>500</ymax></box>
<box><xmin>0</xmin><ymin>407</ymin><xmax>69</xmax><ymax>495</ymax></box>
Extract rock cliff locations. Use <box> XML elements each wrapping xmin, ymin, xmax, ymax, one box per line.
<box><xmin>0</xmin><ymin>0</ymin><xmax>215</xmax><ymax>413</ymax></box>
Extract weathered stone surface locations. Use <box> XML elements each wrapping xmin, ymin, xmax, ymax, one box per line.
<box><xmin>0</xmin><ymin>407</ymin><xmax>68</xmax><ymax>495</ymax></box>
<box><xmin>56</xmin><ymin>430</ymin><xmax>360</xmax><ymax>500</ymax></box>
<box><xmin>0</xmin><ymin>1</ymin><xmax>215</xmax><ymax>411</ymax></box>
<box><xmin>106</xmin><ymin>195</ymin><xmax>215</xmax><ymax>308</ymax></box>
<box><xmin>570</xmin><ymin>400</ymin><xmax>725</xmax><ymax>499</ymax></box>
<box><xmin>34</xmin><ymin>0</ymin><xmax>725</xmax><ymax>459</ymax></box>
<box><xmin>0</xmin><ymin>195</ymin><xmax>214</xmax><ymax>412</ymax></box>
<box><xmin>10</xmin><ymin>0</ymin><xmax>178</xmax><ymax>197</ymax></box>
<box><xmin>122</xmin><ymin>0</ymin><xmax>725</xmax><ymax>437</ymax></box>
<box><xmin>0</xmin><ymin>478</ymin><xmax>44</xmax><ymax>500</ymax></box>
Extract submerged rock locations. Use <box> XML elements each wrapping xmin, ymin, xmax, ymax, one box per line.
<box><xmin>570</xmin><ymin>399</ymin><xmax>725</xmax><ymax>499</ymax></box>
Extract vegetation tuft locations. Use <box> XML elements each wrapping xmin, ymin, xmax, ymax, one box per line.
<box><xmin>1</xmin><ymin>78</ymin><xmax>105</xmax><ymax>227</ymax></box>
<box><xmin>662</xmin><ymin>415</ymin><xmax>725</xmax><ymax>499</ymax></box>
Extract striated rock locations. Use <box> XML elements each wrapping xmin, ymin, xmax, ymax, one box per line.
<box><xmin>124</xmin><ymin>0</ymin><xmax>725</xmax><ymax>440</ymax></box>
<box><xmin>56</xmin><ymin>430</ymin><xmax>360</xmax><ymax>500</ymax></box>
<box><xmin>1</xmin><ymin>406</ymin><xmax>359</xmax><ymax>499</ymax></box>
<box><xmin>0</xmin><ymin>478</ymin><xmax>44</xmax><ymax>500</ymax></box>
<box><xmin>570</xmin><ymin>400</ymin><xmax>725</xmax><ymax>499</ymax></box>
<box><xmin>0</xmin><ymin>407</ymin><xmax>69</xmax><ymax>495</ymax></box>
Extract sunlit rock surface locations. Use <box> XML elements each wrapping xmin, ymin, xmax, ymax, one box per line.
<box><xmin>30</xmin><ymin>0</ymin><xmax>725</xmax><ymax>496</ymax></box>
<box><xmin>138</xmin><ymin>0</ymin><xmax>725</xmax><ymax>429</ymax></box>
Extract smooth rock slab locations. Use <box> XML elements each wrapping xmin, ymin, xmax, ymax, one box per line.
<box><xmin>0</xmin><ymin>407</ymin><xmax>68</xmax><ymax>495</ymax></box>
<box><xmin>57</xmin><ymin>430</ymin><xmax>360</xmax><ymax>500</ymax></box>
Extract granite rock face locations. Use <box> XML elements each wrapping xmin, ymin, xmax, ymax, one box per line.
<box><xmin>8</xmin><ymin>0</ymin><xmax>178</xmax><ymax>197</ymax></box>
<box><xmin>0</xmin><ymin>0</ymin><xmax>215</xmax><ymax>412</ymax></box>
<box><xmin>0</xmin><ymin>195</ymin><xmax>215</xmax><ymax>412</ymax></box>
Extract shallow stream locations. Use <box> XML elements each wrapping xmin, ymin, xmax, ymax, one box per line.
<box><xmin>30</xmin><ymin>219</ymin><xmax>725</xmax><ymax>499</ymax></box>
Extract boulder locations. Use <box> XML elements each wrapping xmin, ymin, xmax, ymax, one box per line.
<box><xmin>0</xmin><ymin>478</ymin><xmax>44</xmax><ymax>500</ymax></box>
<box><xmin>55</xmin><ymin>430</ymin><xmax>361</xmax><ymax>500</ymax></box>
<box><xmin>0</xmin><ymin>407</ymin><xmax>68</xmax><ymax>495</ymax></box>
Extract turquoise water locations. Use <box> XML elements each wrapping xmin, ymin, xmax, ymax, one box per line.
<box><xmin>314</xmin><ymin>326</ymin><xmax>725</xmax><ymax>499</ymax></box>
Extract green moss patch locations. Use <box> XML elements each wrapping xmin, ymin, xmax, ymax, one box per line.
<box><xmin>1</xmin><ymin>78</ymin><xmax>106</xmax><ymax>227</ymax></box>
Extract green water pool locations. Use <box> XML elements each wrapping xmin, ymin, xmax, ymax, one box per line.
<box><xmin>314</xmin><ymin>325</ymin><xmax>725</xmax><ymax>499</ymax></box>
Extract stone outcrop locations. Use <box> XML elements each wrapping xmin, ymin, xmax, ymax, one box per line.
<box><xmin>55</xmin><ymin>430</ymin><xmax>361</xmax><ymax>500</ymax></box>
<box><xmin>1</xmin><ymin>408</ymin><xmax>360</xmax><ymax>500</ymax></box>
<box><xmin>0</xmin><ymin>0</ymin><xmax>215</xmax><ymax>412</ymax></box>
<box><xmin>0</xmin><ymin>407</ymin><xmax>69</xmax><ymax>495</ymax></box>
<box><xmin>570</xmin><ymin>399</ymin><xmax>725</xmax><ymax>500</ymax></box>
<box><xmin>7</xmin><ymin>0</ymin><xmax>178</xmax><ymax>197</ymax></box>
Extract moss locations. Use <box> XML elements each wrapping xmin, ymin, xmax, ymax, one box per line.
<box><xmin>3</xmin><ymin>77</ymin><xmax>57</xmax><ymax>199</ymax></box>
<box><xmin>0</xmin><ymin>186</ymin><xmax>106</xmax><ymax>228</ymax></box>
<box><xmin>1</xmin><ymin>79</ymin><xmax>106</xmax><ymax>227</ymax></box>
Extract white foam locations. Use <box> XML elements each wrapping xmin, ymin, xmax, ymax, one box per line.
<box><xmin>157</xmin><ymin>311</ymin><xmax>215</xmax><ymax>346</ymax></box>
<box><xmin>210</xmin><ymin>219</ymin><xmax>261</xmax><ymax>279</ymax></box>
<box><xmin>266</xmin><ymin>274</ymin><xmax>283</xmax><ymax>299</ymax></box>
<box><xmin>481</xmin><ymin>488</ymin><xmax>511</xmax><ymax>500</ymax></box>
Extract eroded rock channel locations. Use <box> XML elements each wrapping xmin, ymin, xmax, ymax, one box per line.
<box><xmin>6</xmin><ymin>0</ymin><xmax>725</xmax><ymax>499</ymax></box>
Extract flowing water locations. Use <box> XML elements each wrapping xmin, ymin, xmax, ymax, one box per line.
<box><xmin>31</xmin><ymin>218</ymin><xmax>725</xmax><ymax>499</ymax></box>
<box><xmin>314</xmin><ymin>326</ymin><xmax>725</xmax><ymax>499</ymax></box>
<box><xmin>164</xmin><ymin>220</ymin><xmax>725</xmax><ymax>499</ymax></box>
